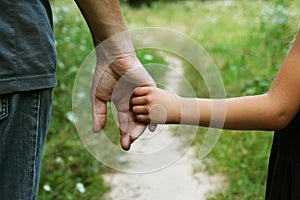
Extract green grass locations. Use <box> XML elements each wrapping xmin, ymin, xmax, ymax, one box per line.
<box><xmin>39</xmin><ymin>0</ymin><xmax>299</xmax><ymax>199</ymax></box>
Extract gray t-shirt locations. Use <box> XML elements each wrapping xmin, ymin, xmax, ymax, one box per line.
<box><xmin>0</xmin><ymin>0</ymin><xmax>57</xmax><ymax>94</ymax></box>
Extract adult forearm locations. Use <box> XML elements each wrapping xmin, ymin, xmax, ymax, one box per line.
<box><xmin>75</xmin><ymin>0</ymin><xmax>130</xmax><ymax>45</ymax></box>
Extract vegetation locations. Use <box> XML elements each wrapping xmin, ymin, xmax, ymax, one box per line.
<box><xmin>39</xmin><ymin>0</ymin><xmax>299</xmax><ymax>199</ymax></box>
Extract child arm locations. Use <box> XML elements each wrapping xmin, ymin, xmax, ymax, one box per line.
<box><xmin>131</xmin><ymin>30</ymin><xmax>300</xmax><ymax>131</ymax></box>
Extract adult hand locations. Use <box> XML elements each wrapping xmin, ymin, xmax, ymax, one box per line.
<box><xmin>75</xmin><ymin>0</ymin><xmax>156</xmax><ymax>150</ymax></box>
<box><xmin>90</xmin><ymin>50</ymin><xmax>156</xmax><ymax>150</ymax></box>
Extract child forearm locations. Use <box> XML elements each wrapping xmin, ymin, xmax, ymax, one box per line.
<box><xmin>179</xmin><ymin>94</ymin><xmax>293</xmax><ymax>131</ymax></box>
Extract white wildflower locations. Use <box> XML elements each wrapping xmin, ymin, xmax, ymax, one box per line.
<box><xmin>43</xmin><ymin>184</ymin><xmax>52</xmax><ymax>192</ymax></box>
<box><xmin>76</xmin><ymin>182</ymin><xmax>86</xmax><ymax>194</ymax></box>
<box><xmin>55</xmin><ymin>156</ymin><xmax>64</xmax><ymax>164</ymax></box>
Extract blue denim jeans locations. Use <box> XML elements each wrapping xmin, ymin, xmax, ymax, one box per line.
<box><xmin>0</xmin><ymin>89</ymin><xmax>53</xmax><ymax>200</ymax></box>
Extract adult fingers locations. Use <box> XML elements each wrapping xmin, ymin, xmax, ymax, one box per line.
<box><xmin>92</xmin><ymin>98</ymin><xmax>107</xmax><ymax>133</ymax></box>
<box><xmin>130</xmin><ymin>124</ymin><xmax>146</xmax><ymax>141</ymax></box>
<box><xmin>128</xmin><ymin>112</ymin><xmax>147</xmax><ymax>141</ymax></box>
<box><xmin>119</xmin><ymin>112</ymin><xmax>147</xmax><ymax>149</ymax></box>
<box><xmin>118</xmin><ymin>111</ymin><xmax>132</xmax><ymax>150</ymax></box>
<box><xmin>120</xmin><ymin>130</ymin><xmax>132</xmax><ymax>151</ymax></box>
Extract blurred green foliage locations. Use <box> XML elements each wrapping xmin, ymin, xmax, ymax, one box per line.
<box><xmin>39</xmin><ymin>0</ymin><xmax>299</xmax><ymax>199</ymax></box>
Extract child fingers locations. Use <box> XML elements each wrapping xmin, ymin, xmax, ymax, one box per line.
<box><xmin>131</xmin><ymin>96</ymin><xmax>147</xmax><ymax>105</ymax></box>
<box><xmin>133</xmin><ymin>86</ymin><xmax>152</xmax><ymax>96</ymax></box>
<box><xmin>148</xmin><ymin>124</ymin><xmax>157</xmax><ymax>132</ymax></box>
<box><xmin>132</xmin><ymin>105</ymin><xmax>149</xmax><ymax>114</ymax></box>
<box><xmin>134</xmin><ymin>114</ymin><xmax>151</xmax><ymax>124</ymax></box>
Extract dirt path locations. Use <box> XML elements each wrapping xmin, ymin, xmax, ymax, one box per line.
<box><xmin>103</xmin><ymin>55</ymin><xmax>224</xmax><ymax>200</ymax></box>
<box><xmin>104</xmin><ymin>130</ymin><xmax>223</xmax><ymax>200</ymax></box>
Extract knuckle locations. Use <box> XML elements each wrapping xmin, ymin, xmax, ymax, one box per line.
<box><xmin>148</xmin><ymin>87</ymin><xmax>155</xmax><ymax>92</ymax></box>
<box><xmin>132</xmin><ymin>106</ymin><xmax>138</xmax><ymax>113</ymax></box>
<box><xmin>144</xmin><ymin>95</ymin><xmax>153</xmax><ymax>103</ymax></box>
<box><xmin>145</xmin><ymin>105</ymin><xmax>151</xmax><ymax>113</ymax></box>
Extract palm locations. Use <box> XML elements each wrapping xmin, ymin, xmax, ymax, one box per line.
<box><xmin>91</xmin><ymin>55</ymin><xmax>155</xmax><ymax>150</ymax></box>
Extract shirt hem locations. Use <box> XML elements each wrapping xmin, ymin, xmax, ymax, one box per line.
<box><xmin>0</xmin><ymin>74</ymin><xmax>57</xmax><ymax>95</ymax></box>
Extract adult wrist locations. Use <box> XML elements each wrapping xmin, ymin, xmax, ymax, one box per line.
<box><xmin>95</xmin><ymin>31</ymin><xmax>135</xmax><ymax>62</ymax></box>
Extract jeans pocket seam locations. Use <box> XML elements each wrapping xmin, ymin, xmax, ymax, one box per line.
<box><xmin>0</xmin><ymin>96</ymin><xmax>8</xmax><ymax>120</ymax></box>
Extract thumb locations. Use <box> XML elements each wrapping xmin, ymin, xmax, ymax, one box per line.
<box><xmin>148</xmin><ymin>124</ymin><xmax>157</xmax><ymax>132</ymax></box>
<box><xmin>92</xmin><ymin>97</ymin><xmax>107</xmax><ymax>132</ymax></box>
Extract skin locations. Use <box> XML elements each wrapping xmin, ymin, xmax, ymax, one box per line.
<box><xmin>75</xmin><ymin>0</ymin><xmax>155</xmax><ymax>150</ymax></box>
<box><xmin>131</xmin><ymin>29</ymin><xmax>300</xmax><ymax>131</ymax></box>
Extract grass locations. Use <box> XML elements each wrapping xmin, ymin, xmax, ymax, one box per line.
<box><xmin>39</xmin><ymin>0</ymin><xmax>299</xmax><ymax>199</ymax></box>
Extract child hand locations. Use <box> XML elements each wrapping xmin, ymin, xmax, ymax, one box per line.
<box><xmin>131</xmin><ymin>87</ymin><xmax>181</xmax><ymax>125</ymax></box>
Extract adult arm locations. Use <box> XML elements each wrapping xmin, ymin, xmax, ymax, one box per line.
<box><xmin>75</xmin><ymin>0</ymin><xmax>155</xmax><ymax>150</ymax></box>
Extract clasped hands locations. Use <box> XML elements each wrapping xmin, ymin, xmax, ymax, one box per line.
<box><xmin>90</xmin><ymin>50</ymin><xmax>157</xmax><ymax>150</ymax></box>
